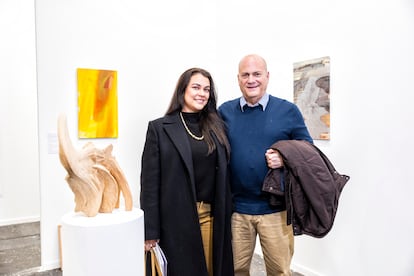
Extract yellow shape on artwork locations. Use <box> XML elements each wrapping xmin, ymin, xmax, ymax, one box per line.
<box><xmin>77</xmin><ymin>68</ymin><xmax>118</xmax><ymax>138</ymax></box>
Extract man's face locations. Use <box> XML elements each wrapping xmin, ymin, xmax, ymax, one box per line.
<box><xmin>237</xmin><ymin>56</ymin><xmax>269</xmax><ymax>105</ymax></box>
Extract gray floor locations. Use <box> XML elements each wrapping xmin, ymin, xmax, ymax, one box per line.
<box><xmin>0</xmin><ymin>222</ymin><xmax>303</xmax><ymax>276</ymax></box>
<box><xmin>250</xmin><ymin>253</ymin><xmax>304</xmax><ymax>276</ymax></box>
<box><xmin>0</xmin><ymin>221</ymin><xmax>60</xmax><ymax>276</ymax></box>
<box><xmin>0</xmin><ymin>222</ymin><xmax>41</xmax><ymax>276</ymax></box>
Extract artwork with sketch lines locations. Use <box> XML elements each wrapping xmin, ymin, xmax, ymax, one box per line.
<box><xmin>294</xmin><ymin>56</ymin><xmax>330</xmax><ymax>140</ymax></box>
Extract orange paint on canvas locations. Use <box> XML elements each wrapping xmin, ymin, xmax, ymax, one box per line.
<box><xmin>77</xmin><ymin>68</ymin><xmax>118</xmax><ymax>138</ymax></box>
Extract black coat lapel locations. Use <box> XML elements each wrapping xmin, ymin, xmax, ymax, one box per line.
<box><xmin>163</xmin><ymin>113</ymin><xmax>197</xmax><ymax>200</ymax></box>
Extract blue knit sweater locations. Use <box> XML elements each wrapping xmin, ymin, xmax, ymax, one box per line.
<box><xmin>219</xmin><ymin>95</ymin><xmax>313</xmax><ymax>215</ymax></box>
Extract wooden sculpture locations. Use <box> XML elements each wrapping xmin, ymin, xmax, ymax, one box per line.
<box><xmin>57</xmin><ymin>114</ymin><xmax>133</xmax><ymax>217</ymax></box>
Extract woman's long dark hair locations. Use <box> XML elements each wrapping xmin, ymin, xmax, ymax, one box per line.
<box><xmin>166</xmin><ymin>68</ymin><xmax>230</xmax><ymax>156</ymax></box>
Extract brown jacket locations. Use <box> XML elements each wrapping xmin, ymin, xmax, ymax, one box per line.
<box><xmin>262</xmin><ymin>140</ymin><xmax>350</xmax><ymax>238</ymax></box>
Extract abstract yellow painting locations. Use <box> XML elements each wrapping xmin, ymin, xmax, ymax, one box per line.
<box><xmin>77</xmin><ymin>68</ymin><xmax>118</xmax><ymax>138</ymax></box>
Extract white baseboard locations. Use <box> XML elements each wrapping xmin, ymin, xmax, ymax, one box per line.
<box><xmin>291</xmin><ymin>262</ymin><xmax>322</xmax><ymax>276</ymax></box>
<box><xmin>0</xmin><ymin>215</ymin><xmax>40</xmax><ymax>226</ymax></box>
<box><xmin>40</xmin><ymin>260</ymin><xmax>61</xmax><ymax>272</ymax></box>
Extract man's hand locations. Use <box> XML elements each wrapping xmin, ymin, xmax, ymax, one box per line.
<box><xmin>265</xmin><ymin>149</ymin><xmax>284</xmax><ymax>169</ymax></box>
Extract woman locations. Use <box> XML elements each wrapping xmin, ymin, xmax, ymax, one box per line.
<box><xmin>140</xmin><ymin>68</ymin><xmax>234</xmax><ymax>276</ymax></box>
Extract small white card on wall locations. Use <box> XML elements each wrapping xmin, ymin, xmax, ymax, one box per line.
<box><xmin>48</xmin><ymin>132</ymin><xmax>58</xmax><ymax>154</ymax></box>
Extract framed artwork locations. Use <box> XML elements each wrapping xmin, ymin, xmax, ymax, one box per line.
<box><xmin>293</xmin><ymin>56</ymin><xmax>330</xmax><ymax>140</ymax></box>
<box><xmin>77</xmin><ymin>68</ymin><xmax>118</xmax><ymax>138</ymax></box>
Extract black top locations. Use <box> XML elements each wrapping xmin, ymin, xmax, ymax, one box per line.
<box><xmin>181</xmin><ymin>112</ymin><xmax>216</xmax><ymax>203</ymax></box>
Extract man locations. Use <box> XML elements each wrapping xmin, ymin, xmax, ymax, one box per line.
<box><xmin>219</xmin><ymin>54</ymin><xmax>312</xmax><ymax>276</ymax></box>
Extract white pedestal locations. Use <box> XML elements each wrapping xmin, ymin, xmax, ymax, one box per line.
<box><xmin>60</xmin><ymin>208</ymin><xmax>144</xmax><ymax>276</ymax></box>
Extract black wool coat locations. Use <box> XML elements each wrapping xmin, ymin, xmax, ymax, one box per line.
<box><xmin>140</xmin><ymin>112</ymin><xmax>234</xmax><ymax>276</ymax></box>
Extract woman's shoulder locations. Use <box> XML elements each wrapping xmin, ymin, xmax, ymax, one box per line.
<box><xmin>148</xmin><ymin>113</ymin><xmax>178</xmax><ymax>126</ymax></box>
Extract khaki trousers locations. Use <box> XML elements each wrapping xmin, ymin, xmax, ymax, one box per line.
<box><xmin>197</xmin><ymin>201</ymin><xmax>214</xmax><ymax>276</ymax></box>
<box><xmin>232</xmin><ymin>211</ymin><xmax>294</xmax><ymax>276</ymax></box>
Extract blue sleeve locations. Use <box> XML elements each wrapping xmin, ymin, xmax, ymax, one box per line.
<box><xmin>290</xmin><ymin>104</ymin><xmax>313</xmax><ymax>144</ymax></box>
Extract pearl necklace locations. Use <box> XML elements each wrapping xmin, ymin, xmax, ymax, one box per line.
<box><xmin>179</xmin><ymin>112</ymin><xmax>204</xmax><ymax>141</ymax></box>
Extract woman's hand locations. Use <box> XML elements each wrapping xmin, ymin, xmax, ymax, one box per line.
<box><xmin>144</xmin><ymin>239</ymin><xmax>159</xmax><ymax>252</ymax></box>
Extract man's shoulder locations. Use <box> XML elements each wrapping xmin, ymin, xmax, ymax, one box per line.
<box><xmin>220</xmin><ymin>97</ymin><xmax>240</xmax><ymax>107</ymax></box>
<box><xmin>218</xmin><ymin>97</ymin><xmax>240</xmax><ymax>112</ymax></box>
<box><xmin>268</xmin><ymin>94</ymin><xmax>296</xmax><ymax>108</ymax></box>
<box><xmin>269</xmin><ymin>94</ymin><xmax>289</xmax><ymax>103</ymax></box>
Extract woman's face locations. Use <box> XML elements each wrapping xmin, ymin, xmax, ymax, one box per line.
<box><xmin>182</xmin><ymin>73</ymin><xmax>210</xmax><ymax>113</ymax></box>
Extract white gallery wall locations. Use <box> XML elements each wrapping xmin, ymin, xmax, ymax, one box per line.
<box><xmin>34</xmin><ymin>0</ymin><xmax>219</xmax><ymax>271</ymax></box>
<box><xmin>0</xmin><ymin>0</ymin><xmax>40</xmax><ymax>225</ymax></box>
<box><xmin>2</xmin><ymin>0</ymin><xmax>414</xmax><ymax>275</ymax></box>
